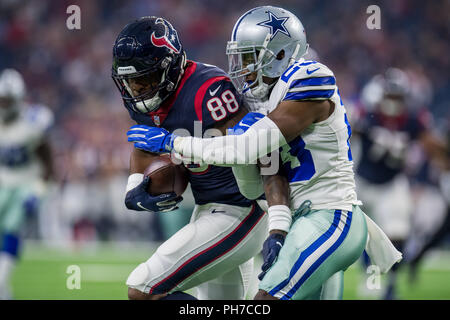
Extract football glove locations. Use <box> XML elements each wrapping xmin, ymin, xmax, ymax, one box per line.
<box><xmin>127</xmin><ymin>125</ymin><xmax>177</xmax><ymax>153</ymax></box>
<box><xmin>125</xmin><ymin>176</ymin><xmax>183</xmax><ymax>213</ymax></box>
<box><xmin>227</xmin><ymin>112</ymin><xmax>264</xmax><ymax>135</ymax></box>
<box><xmin>258</xmin><ymin>232</ymin><xmax>285</xmax><ymax>280</ymax></box>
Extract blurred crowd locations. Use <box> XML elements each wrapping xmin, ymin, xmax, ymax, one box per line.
<box><xmin>0</xmin><ymin>0</ymin><xmax>448</xmax><ymax>247</ymax></box>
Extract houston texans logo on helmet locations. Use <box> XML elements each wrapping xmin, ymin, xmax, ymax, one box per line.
<box><xmin>150</xmin><ymin>18</ymin><xmax>181</xmax><ymax>54</ymax></box>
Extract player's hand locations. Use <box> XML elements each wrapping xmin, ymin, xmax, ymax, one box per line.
<box><xmin>258</xmin><ymin>232</ymin><xmax>286</xmax><ymax>280</ymax></box>
<box><xmin>127</xmin><ymin>125</ymin><xmax>177</xmax><ymax>153</ymax></box>
<box><xmin>125</xmin><ymin>176</ymin><xmax>183</xmax><ymax>213</ymax></box>
<box><xmin>227</xmin><ymin>112</ymin><xmax>265</xmax><ymax>135</ymax></box>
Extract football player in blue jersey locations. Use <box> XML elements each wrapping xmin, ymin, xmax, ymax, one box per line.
<box><xmin>112</xmin><ymin>16</ymin><xmax>270</xmax><ymax>300</ymax></box>
<box><xmin>127</xmin><ymin>6</ymin><xmax>404</xmax><ymax>300</ymax></box>
<box><xmin>0</xmin><ymin>69</ymin><xmax>54</xmax><ymax>299</ymax></box>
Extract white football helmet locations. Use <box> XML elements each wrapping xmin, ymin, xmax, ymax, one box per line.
<box><xmin>226</xmin><ymin>6</ymin><xmax>309</xmax><ymax>99</ymax></box>
<box><xmin>0</xmin><ymin>68</ymin><xmax>25</xmax><ymax>121</ymax></box>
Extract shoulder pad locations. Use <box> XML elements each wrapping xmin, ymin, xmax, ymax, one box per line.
<box><xmin>282</xmin><ymin>61</ymin><xmax>336</xmax><ymax>101</ymax></box>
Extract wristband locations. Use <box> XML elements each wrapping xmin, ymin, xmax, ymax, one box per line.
<box><xmin>268</xmin><ymin>205</ymin><xmax>292</xmax><ymax>233</ymax></box>
<box><xmin>126</xmin><ymin>173</ymin><xmax>144</xmax><ymax>193</ymax></box>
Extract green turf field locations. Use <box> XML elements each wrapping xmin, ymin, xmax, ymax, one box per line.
<box><xmin>10</xmin><ymin>241</ymin><xmax>450</xmax><ymax>300</ymax></box>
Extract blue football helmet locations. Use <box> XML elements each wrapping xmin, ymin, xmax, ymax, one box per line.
<box><xmin>112</xmin><ymin>16</ymin><xmax>186</xmax><ymax>113</ymax></box>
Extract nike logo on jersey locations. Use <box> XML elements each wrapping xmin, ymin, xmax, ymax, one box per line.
<box><xmin>209</xmin><ymin>84</ymin><xmax>222</xmax><ymax>96</ymax></box>
<box><xmin>276</xmin><ymin>241</ymin><xmax>283</xmax><ymax>248</ymax></box>
<box><xmin>306</xmin><ymin>67</ymin><xmax>320</xmax><ymax>75</ymax></box>
<box><xmin>211</xmin><ymin>209</ymin><xmax>226</xmax><ymax>214</ymax></box>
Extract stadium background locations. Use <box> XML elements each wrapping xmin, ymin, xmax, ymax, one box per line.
<box><xmin>0</xmin><ymin>0</ymin><xmax>448</xmax><ymax>299</ymax></box>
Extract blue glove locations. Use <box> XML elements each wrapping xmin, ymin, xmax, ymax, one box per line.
<box><xmin>227</xmin><ymin>112</ymin><xmax>265</xmax><ymax>135</ymax></box>
<box><xmin>125</xmin><ymin>176</ymin><xmax>183</xmax><ymax>213</ymax></box>
<box><xmin>127</xmin><ymin>125</ymin><xmax>177</xmax><ymax>153</ymax></box>
<box><xmin>258</xmin><ymin>233</ymin><xmax>285</xmax><ymax>280</ymax></box>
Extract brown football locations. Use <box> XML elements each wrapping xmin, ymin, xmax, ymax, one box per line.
<box><xmin>143</xmin><ymin>154</ymin><xmax>188</xmax><ymax>196</ymax></box>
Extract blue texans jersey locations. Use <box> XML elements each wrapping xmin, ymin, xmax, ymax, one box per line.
<box><xmin>126</xmin><ymin>61</ymin><xmax>252</xmax><ymax>207</ymax></box>
<box><xmin>356</xmin><ymin>110</ymin><xmax>428</xmax><ymax>184</ymax></box>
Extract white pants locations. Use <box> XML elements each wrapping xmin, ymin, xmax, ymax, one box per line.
<box><xmin>356</xmin><ymin>174</ymin><xmax>412</xmax><ymax>240</ymax></box>
<box><xmin>126</xmin><ymin>202</ymin><xmax>268</xmax><ymax>299</ymax></box>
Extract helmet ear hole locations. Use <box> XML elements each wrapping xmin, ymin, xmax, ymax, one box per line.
<box><xmin>276</xmin><ymin>50</ymin><xmax>285</xmax><ymax>60</ymax></box>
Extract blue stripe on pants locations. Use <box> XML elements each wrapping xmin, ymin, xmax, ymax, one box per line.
<box><xmin>282</xmin><ymin>211</ymin><xmax>352</xmax><ymax>300</ymax></box>
<box><xmin>268</xmin><ymin>210</ymin><xmax>352</xmax><ymax>299</ymax></box>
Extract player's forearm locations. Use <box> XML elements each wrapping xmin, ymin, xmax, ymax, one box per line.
<box><xmin>127</xmin><ymin>149</ymin><xmax>160</xmax><ymax>192</ymax></box>
<box><xmin>130</xmin><ymin>148</ymin><xmax>160</xmax><ymax>174</ymax></box>
<box><xmin>263</xmin><ymin>174</ymin><xmax>290</xmax><ymax>207</ymax></box>
<box><xmin>173</xmin><ymin>116</ymin><xmax>287</xmax><ymax>165</ymax></box>
<box><xmin>263</xmin><ymin>174</ymin><xmax>292</xmax><ymax>234</ymax></box>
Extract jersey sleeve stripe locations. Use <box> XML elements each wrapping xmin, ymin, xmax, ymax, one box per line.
<box><xmin>284</xmin><ymin>89</ymin><xmax>335</xmax><ymax>101</ymax></box>
<box><xmin>289</xmin><ymin>76</ymin><xmax>336</xmax><ymax>89</ymax></box>
<box><xmin>299</xmin><ymin>61</ymin><xmax>317</xmax><ymax>66</ymax></box>
<box><xmin>288</xmin><ymin>84</ymin><xmax>336</xmax><ymax>93</ymax></box>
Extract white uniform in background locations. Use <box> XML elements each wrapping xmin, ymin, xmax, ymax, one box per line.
<box><xmin>0</xmin><ymin>68</ymin><xmax>53</xmax><ymax>299</ymax></box>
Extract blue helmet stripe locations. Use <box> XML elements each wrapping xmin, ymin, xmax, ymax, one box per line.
<box><xmin>232</xmin><ymin>7</ymin><xmax>261</xmax><ymax>41</ymax></box>
<box><xmin>284</xmin><ymin>89</ymin><xmax>335</xmax><ymax>100</ymax></box>
<box><xmin>289</xmin><ymin>76</ymin><xmax>336</xmax><ymax>89</ymax></box>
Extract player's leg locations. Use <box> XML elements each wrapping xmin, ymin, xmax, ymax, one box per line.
<box><xmin>195</xmin><ymin>258</ymin><xmax>254</xmax><ymax>300</ymax></box>
<box><xmin>320</xmin><ymin>271</ymin><xmax>344</xmax><ymax>300</ymax></box>
<box><xmin>126</xmin><ymin>202</ymin><xmax>267</xmax><ymax>300</ymax></box>
<box><xmin>257</xmin><ymin>205</ymin><xmax>367</xmax><ymax>300</ymax></box>
<box><xmin>374</xmin><ymin>175</ymin><xmax>411</xmax><ymax>299</ymax></box>
<box><xmin>0</xmin><ymin>187</ymin><xmax>29</xmax><ymax>299</ymax></box>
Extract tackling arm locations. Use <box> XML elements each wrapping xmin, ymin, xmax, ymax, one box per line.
<box><xmin>173</xmin><ymin>99</ymin><xmax>333</xmax><ymax>165</ymax></box>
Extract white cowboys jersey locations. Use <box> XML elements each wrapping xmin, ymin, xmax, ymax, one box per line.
<box><xmin>0</xmin><ymin>104</ymin><xmax>53</xmax><ymax>187</ymax></box>
<box><xmin>257</xmin><ymin>59</ymin><xmax>361</xmax><ymax>212</ymax></box>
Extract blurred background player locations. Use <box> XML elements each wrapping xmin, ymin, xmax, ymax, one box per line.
<box><xmin>353</xmin><ymin>68</ymin><xmax>448</xmax><ymax>299</ymax></box>
<box><xmin>405</xmin><ymin>118</ymin><xmax>449</xmax><ymax>283</ymax></box>
<box><xmin>112</xmin><ymin>16</ymin><xmax>267</xmax><ymax>300</ymax></box>
<box><xmin>0</xmin><ymin>68</ymin><xmax>54</xmax><ymax>299</ymax></box>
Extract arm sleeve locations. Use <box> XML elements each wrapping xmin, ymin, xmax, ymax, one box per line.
<box><xmin>173</xmin><ymin>115</ymin><xmax>287</xmax><ymax>165</ymax></box>
<box><xmin>231</xmin><ymin>164</ymin><xmax>264</xmax><ymax>200</ymax></box>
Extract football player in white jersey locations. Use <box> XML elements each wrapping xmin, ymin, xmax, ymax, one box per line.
<box><xmin>127</xmin><ymin>6</ymin><xmax>402</xmax><ymax>300</ymax></box>
<box><xmin>0</xmin><ymin>69</ymin><xmax>54</xmax><ymax>299</ymax></box>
